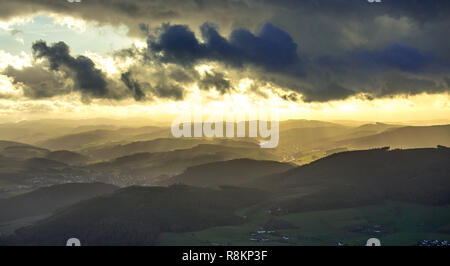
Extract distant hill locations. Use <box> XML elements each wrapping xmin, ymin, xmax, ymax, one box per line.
<box><xmin>70</xmin><ymin>125</ymin><xmax>118</xmax><ymax>134</ymax></box>
<box><xmin>35</xmin><ymin>130</ymin><xmax>127</xmax><ymax>150</ymax></box>
<box><xmin>45</xmin><ymin>150</ymin><xmax>90</xmax><ymax>165</ymax></box>
<box><xmin>89</xmin><ymin>142</ymin><xmax>278</xmax><ymax>184</ymax></box>
<box><xmin>0</xmin><ymin>154</ymin><xmax>22</xmax><ymax>170</ymax></box>
<box><xmin>0</xmin><ymin>122</ymin><xmax>74</xmax><ymax>144</ymax></box>
<box><xmin>0</xmin><ymin>183</ymin><xmax>118</xmax><ymax>222</ymax></box>
<box><xmin>83</xmin><ymin>138</ymin><xmax>214</xmax><ymax>161</ymax></box>
<box><xmin>337</xmin><ymin>125</ymin><xmax>450</xmax><ymax>149</ymax></box>
<box><xmin>0</xmin><ymin>151</ymin><xmax>91</xmax><ymax>197</ymax></box>
<box><xmin>114</xmin><ymin>126</ymin><xmax>162</xmax><ymax>136</ymax></box>
<box><xmin>0</xmin><ymin>141</ymin><xmax>49</xmax><ymax>160</ymax></box>
<box><xmin>83</xmin><ymin>138</ymin><xmax>262</xmax><ymax>161</ymax></box>
<box><xmin>335</xmin><ymin>122</ymin><xmax>401</xmax><ymax>141</ymax></box>
<box><xmin>278</xmin><ymin>126</ymin><xmax>350</xmax><ymax>150</ymax></box>
<box><xmin>0</xmin><ymin>141</ymin><xmax>32</xmax><ymax>150</ymax></box>
<box><xmin>276</xmin><ymin>122</ymin><xmax>402</xmax><ymax>152</ymax></box>
<box><xmin>128</xmin><ymin>128</ymin><xmax>171</xmax><ymax>141</ymax></box>
<box><xmin>279</xmin><ymin>120</ymin><xmax>345</xmax><ymax>131</ymax></box>
<box><xmin>21</xmin><ymin>158</ymin><xmax>68</xmax><ymax>170</ymax></box>
<box><xmin>35</xmin><ymin>127</ymin><xmax>168</xmax><ymax>151</ymax></box>
<box><xmin>253</xmin><ymin>147</ymin><xmax>450</xmax><ymax>212</ymax></box>
<box><xmin>4</xmin><ymin>185</ymin><xmax>266</xmax><ymax>245</ymax></box>
<box><xmin>162</xmin><ymin>158</ymin><xmax>294</xmax><ymax>187</ymax></box>
<box><xmin>354</xmin><ymin>122</ymin><xmax>400</xmax><ymax>133</ymax></box>
<box><xmin>0</xmin><ymin>119</ymin><xmax>164</xmax><ymax>144</ymax></box>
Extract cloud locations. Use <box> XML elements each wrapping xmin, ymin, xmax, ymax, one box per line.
<box><xmin>151</xmin><ymin>82</ymin><xmax>184</xmax><ymax>100</ymax></box>
<box><xmin>18</xmin><ymin>40</ymin><xmax>192</xmax><ymax>102</ymax></box>
<box><xmin>301</xmin><ymin>83</ymin><xmax>355</xmax><ymax>102</ymax></box>
<box><xmin>445</xmin><ymin>77</ymin><xmax>450</xmax><ymax>88</ymax></box>
<box><xmin>32</xmin><ymin>40</ymin><xmax>110</xmax><ymax>98</ymax></box>
<box><xmin>117</xmin><ymin>63</ymin><xmax>192</xmax><ymax>101</ymax></box>
<box><xmin>348</xmin><ymin>44</ymin><xmax>447</xmax><ymax>73</ymax></box>
<box><xmin>268</xmin><ymin>0</ymin><xmax>450</xmax><ymax>22</ymax></box>
<box><xmin>3</xmin><ymin>41</ymin><xmax>154</xmax><ymax>102</ymax></box>
<box><xmin>120</xmin><ymin>68</ymin><xmax>184</xmax><ymax>101</ymax></box>
<box><xmin>1</xmin><ymin>0</ymin><xmax>449</xmax><ymax>103</ymax></box>
<box><xmin>3</xmin><ymin>65</ymin><xmax>71</xmax><ymax>98</ymax></box>
<box><xmin>280</xmin><ymin>92</ymin><xmax>298</xmax><ymax>102</ymax></box>
<box><xmin>120</xmin><ymin>71</ymin><xmax>146</xmax><ymax>101</ymax></box>
<box><xmin>376</xmin><ymin>75</ymin><xmax>445</xmax><ymax>97</ymax></box>
<box><xmin>104</xmin><ymin>21</ymin><xmax>450</xmax><ymax>103</ymax></box>
<box><xmin>0</xmin><ymin>0</ymin><xmax>261</xmax><ymax>38</ymax></box>
<box><xmin>316</xmin><ymin>44</ymin><xmax>449</xmax><ymax>75</ymax></box>
<box><xmin>148</xmin><ymin>22</ymin><xmax>299</xmax><ymax>72</ymax></box>
<box><xmin>1</xmin><ymin>0</ymin><xmax>449</xmax><ymax>60</ymax></box>
<box><xmin>143</xmin><ymin>21</ymin><xmax>450</xmax><ymax>102</ymax></box>
<box><xmin>198</xmin><ymin>71</ymin><xmax>232</xmax><ymax>94</ymax></box>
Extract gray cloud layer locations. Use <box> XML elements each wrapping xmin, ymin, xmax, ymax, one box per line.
<box><xmin>1</xmin><ymin>0</ymin><xmax>449</xmax><ymax>102</ymax></box>
<box><xmin>1</xmin><ymin>0</ymin><xmax>448</xmax><ymax>55</ymax></box>
<box><xmin>143</xmin><ymin>22</ymin><xmax>449</xmax><ymax>102</ymax></box>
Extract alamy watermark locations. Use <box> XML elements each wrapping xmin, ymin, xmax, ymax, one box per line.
<box><xmin>171</xmin><ymin>105</ymin><xmax>279</xmax><ymax>148</ymax></box>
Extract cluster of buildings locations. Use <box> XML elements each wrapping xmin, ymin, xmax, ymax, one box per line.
<box><xmin>248</xmin><ymin>230</ymin><xmax>290</xmax><ymax>243</ymax></box>
<box><xmin>416</xmin><ymin>240</ymin><xmax>449</xmax><ymax>246</ymax></box>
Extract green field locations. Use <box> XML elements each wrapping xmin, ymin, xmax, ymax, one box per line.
<box><xmin>157</xmin><ymin>202</ymin><xmax>450</xmax><ymax>246</ymax></box>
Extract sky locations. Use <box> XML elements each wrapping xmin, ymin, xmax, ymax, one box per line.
<box><xmin>0</xmin><ymin>0</ymin><xmax>449</xmax><ymax>123</ymax></box>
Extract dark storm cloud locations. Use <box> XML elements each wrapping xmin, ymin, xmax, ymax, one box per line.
<box><xmin>1</xmin><ymin>0</ymin><xmax>449</xmax><ymax>59</ymax></box>
<box><xmin>120</xmin><ymin>71</ymin><xmax>146</xmax><ymax>101</ymax></box>
<box><xmin>148</xmin><ymin>22</ymin><xmax>299</xmax><ymax>71</ymax></box>
<box><xmin>2</xmin><ymin>0</ymin><xmax>448</xmax><ymax>31</ymax></box>
<box><xmin>120</xmin><ymin>69</ymin><xmax>185</xmax><ymax>101</ymax></box>
<box><xmin>198</xmin><ymin>71</ymin><xmax>232</xmax><ymax>94</ymax></box>
<box><xmin>168</xmin><ymin>68</ymin><xmax>196</xmax><ymax>83</ymax></box>
<box><xmin>0</xmin><ymin>0</ymin><xmax>258</xmax><ymax>37</ymax></box>
<box><xmin>151</xmin><ymin>82</ymin><xmax>184</xmax><ymax>100</ymax></box>
<box><xmin>267</xmin><ymin>0</ymin><xmax>450</xmax><ymax>22</ymax></box>
<box><xmin>347</xmin><ymin>44</ymin><xmax>448</xmax><ymax>73</ymax></box>
<box><xmin>4</xmin><ymin>41</ymin><xmax>158</xmax><ymax>102</ymax></box>
<box><xmin>375</xmin><ymin>0</ymin><xmax>450</xmax><ymax>23</ymax></box>
<box><xmin>117</xmin><ymin>64</ymin><xmax>193</xmax><ymax>101</ymax></box>
<box><xmin>32</xmin><ymin>40</ymin><xmax>110</xmax><ymax>98</ymax></box>
<box><xmin>445</xmin><ymin>77</ymin><xmax>450</xmax><ymax>88</ymax></box>
<box><xmin>376</xmin><ymin>75</ymin><xmax>444</xmax><ymax>97</ymax></box>
<box><xmin>21</xmin><ymin>27</ymin><xmax>446</xmax><ymax>103</ymax></box>
<box><xmin>144</xmin><ymin>21</ymin><xmax>450</xmax><ymax>101</ymax></box>
<box><xmin>301</xmin><ymin>83</ymin><xmax>355</xmax><ymax>103</ymax></box>
<box><xmin>280</xmin><ymin>92</ymin><xmax>298</xmax><ymax>102</ymax></box>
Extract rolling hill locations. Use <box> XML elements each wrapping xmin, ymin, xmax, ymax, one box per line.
<box><xmin>89</xmin><ymin>142</ymin><xmax>278</xmax><ymax>184</ymax></box>
<box><xmin>252</xmin><ymin>146</ymin><xmax>450</xmax><ymax>213</ymax></box>
<box><xmin>35</xmin><ymin>130</ymin><xmax>128</xmax><ymax>150</ymax></box>
<box><xmin>82</xmin><ymin>138</ymin><xmax>215</xmax><ymax>161</ymax></box>
<box><xmin>1</xmin><ymin>147</ymin><xmax>449</xmax><ymax>246</ymax></box>
<box><xmin>0</xmin><ymin>182</ymin><xmax>118</xmax><ymax>222</ymax></box>
<box><xmin>3</xmin><ymin>185</ymin><xmax>267</xmax><ymax>245</ymax></box>
<box><xmin>45</xmin><ymin>150</ymin><xmax>90</xmax><ymax>165</ymax></box>
<box><xmin>35</xmin><ymin>127</ymin><xmax>168</xmax><ymax>151</ymax></box>
<box><xmin>0</xmin><ymin>141</ymin><xmax>49</xmax><ymax>160</ymax></box>
<box><xmin>278</xmin><ymin>126</ymin><xmax>350</xmax><ymax>150</ymax></box>
<box><xmin>337</xmin><ymin>125</ymin><xmax>450</xmax><ymax>149</ymax></box>
<box><xmin>279</xmin><ymin>120</ymin><xmax>346</xmax><ymax>131</ymax></box>
<box><xmin>162</xmin><ymin>158</ymin><xmax>294</xmax><ymax>187</ymax></box>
